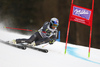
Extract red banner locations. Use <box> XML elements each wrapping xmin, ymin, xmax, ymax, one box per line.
<box><xmin>70</xmin><ymin>4</ymin><xmax>93</xmax><ymax>26</ymax></box>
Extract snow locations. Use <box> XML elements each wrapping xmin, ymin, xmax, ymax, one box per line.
<box><xmin>0</xmin><ymin>29</ymin><xmax>100</xmax><ymax>67</ymax></box>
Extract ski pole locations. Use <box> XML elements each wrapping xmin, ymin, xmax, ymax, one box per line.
<box><xmin>42</xmin><ymin>44</ymin><xmax>48</xmax><ymax>48</ymax></box>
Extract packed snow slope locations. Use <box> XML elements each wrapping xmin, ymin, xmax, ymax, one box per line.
<box><xmin>0</xmin><ymin>29</ymin><xmax>100</xmax><ymax>67</ymax></box>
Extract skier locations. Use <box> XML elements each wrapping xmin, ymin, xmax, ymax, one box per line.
<box><xmin>11</xmin><ymin>17</ymin><xmax>59</xmax><ymax>46</ymax></box>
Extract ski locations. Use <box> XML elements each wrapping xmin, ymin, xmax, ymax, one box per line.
<box><xmin>0</xmin><ymin>39</ymin><xmax>48</xmax><ymax>53</ymax></box>
<box><xmin>0</xmin><ymin>39</ymin><xmax>26</xmax><ymax>50</ymax></box>
<box><xmin>22</xmin><ymin>44</ymin><xmax>48</xmax><ymax>53</ymax></box>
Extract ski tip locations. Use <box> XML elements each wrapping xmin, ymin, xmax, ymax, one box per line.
<box><xmin>45</xmin><ymin>50</ymin><xmax>48</xmax><ymax>53</ymax></box>
<box><xmin>22</xmin><ymin>47</ymin><xmax>27</xmax><ymax>50</ymax></box>
<box><xmin>41</xmin><ymin>49</ymin><xmax>48</xmax><ymax>53</ymax></box>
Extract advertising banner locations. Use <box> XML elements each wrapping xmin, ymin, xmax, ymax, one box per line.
<box><xmin>70</xmin><ymin>5</ymin><xmax>92</xmax><ymax>26</ymax></box>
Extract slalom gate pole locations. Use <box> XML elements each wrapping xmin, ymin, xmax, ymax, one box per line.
<box><xmin>56</xmin><ymin>31</ymin><xmax>61</xmax><ymax>41</ymax></box>
<box><xmin>42</xmin><ymin>44</ymin><xmax>48</xmax><ymax>48</ymax></box>
<box><xmin>4</xmin><ymin>27</ymin><xmax>32</xmax><ymax>31</ymax></box>
<box><xmin>88</xmin><ymin>0</ymin><xmax>94</xmax><ymax>58</ymax></box>
<box><xmin>58</xmin><ymin>31</ymin><xmax>60</xmax><ymax>41</ymax></box>
<box><xmin>65</xmin><ymin>0</ymin><xmax>74</xmax><ymax>54</ymax></box>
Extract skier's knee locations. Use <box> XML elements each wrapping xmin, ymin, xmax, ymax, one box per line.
<box><xmin>27</xmin><ymin>39</ymin><xmax>33</xmax><ymax>43</ymax></box>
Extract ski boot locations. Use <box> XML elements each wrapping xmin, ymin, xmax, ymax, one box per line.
<box><xmin>9</xmin><ymin>40</ymin><xmax>17</xmax><ymax>44</ymax></box>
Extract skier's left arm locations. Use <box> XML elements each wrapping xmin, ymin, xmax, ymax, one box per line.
<box><xmin>49</xmin><ymin>30</ymin><xmax>58</xmax><ymax>45</ymax></box>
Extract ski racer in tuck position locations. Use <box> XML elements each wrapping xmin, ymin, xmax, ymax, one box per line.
<box><xmin>11</xmin><ymin>17</ymin><xmax>59</xmax><ymax>46</ymax></box>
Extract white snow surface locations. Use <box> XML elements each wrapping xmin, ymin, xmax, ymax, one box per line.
<box><xmin>0</xmin><ymin>29</ymin><xmax>100</xmax><ymax>67</ymax></box>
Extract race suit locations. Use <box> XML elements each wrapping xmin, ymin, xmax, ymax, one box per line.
<box><xmin>16</xmin><ymin>22</ymin><xmax>58</xmax><ymax>45</ymax></box>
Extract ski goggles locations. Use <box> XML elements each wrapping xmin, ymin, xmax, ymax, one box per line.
<box><xmin>52</xmin><ymin>24</ymin><xmax>58</xmax><ymax>27</ymax></box>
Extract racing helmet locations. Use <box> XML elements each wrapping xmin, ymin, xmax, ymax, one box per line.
<box><xmin>50</xmin><ymin>17</ymin><xmax>59</xmax><ymax>27</ymax></box>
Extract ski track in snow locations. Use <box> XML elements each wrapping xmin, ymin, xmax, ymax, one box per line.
<box><xmin>0</xmin><ymin>29</ymin><xmax>100</xmax><ymax>67</ymax></box>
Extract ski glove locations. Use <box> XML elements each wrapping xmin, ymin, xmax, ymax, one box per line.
<box><xmin>49</xmin><ymin>39</ymin><xmax>55</xmax><ymax>45</ymax></box>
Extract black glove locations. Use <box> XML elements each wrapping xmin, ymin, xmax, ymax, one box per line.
<box><xmin>49</xmin><ymin>39</ymin><xmax>55</xmax><ymax>45</ymax></box>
